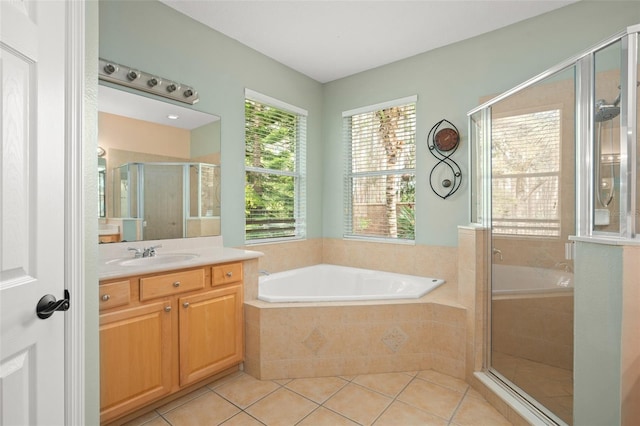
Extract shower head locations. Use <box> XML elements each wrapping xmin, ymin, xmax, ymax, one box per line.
<box><xmin>595</xmin><ymin>99</ymin><xmax>620</xmax><ymax>122</ymax></box>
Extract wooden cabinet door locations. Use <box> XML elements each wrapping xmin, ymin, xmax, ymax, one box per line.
<box><xmin>178</xmin><ymin>285</ymin><xmax>243</xmax><ymax>386</ymax></box>
<box><xmin>100</xmin><ymin>302</ymin><xmax>173</xmax><ymax>424</ymax></box>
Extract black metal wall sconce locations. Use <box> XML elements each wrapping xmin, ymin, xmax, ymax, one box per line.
<box><xmin>428</xmin><ymin>119</ymin><xmax>462</xmax><ymax>199</ymax></box>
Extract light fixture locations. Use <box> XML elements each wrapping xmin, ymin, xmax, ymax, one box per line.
<box><xmin>97</xmin><ymin>146</ymin><xmax>106</xmax><ymax>157</ymax></box>
<box><xmin>98</xmin><ymin>58</ymin><xmax>199</xmax><ymax>105</ymax></box>
<box><xmin>167</xmin><ymin>114</ymin><xmax>179</xmax><ymax>120</ymax></box>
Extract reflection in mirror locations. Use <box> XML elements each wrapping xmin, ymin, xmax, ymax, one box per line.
<box><xmin>486</xmin><ymin>66</ymin><xmax>576</xmax><ymax>424</ymax></box>
<box><xmin>98</xmin><ymin>85</ymin><xmax>221</xmax><ymax>243</ymax></box>
<box><xmin>98</xmin><ymin>156</ymin><xmax>106</xmax><ymax>218</ymax></box>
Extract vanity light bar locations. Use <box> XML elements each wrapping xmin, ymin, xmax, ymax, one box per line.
<box><xmin>98</xmin><ymin>58</ymin><xmax>199</xmax><ymax>105</ymax></box>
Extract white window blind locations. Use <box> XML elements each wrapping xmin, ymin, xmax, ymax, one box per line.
<box><xmin>244</xmin><ymin>90</ymin><xmax>307</xmax><ymax>242</ymax></box>
<box><xmin>343</xmin><ymin>97</ymin><xmax>417</xmax><ymax>240</ymax></box>
<box><xmin>492</xmin><ymin>109</ymin><xmax>561</xmax><ymax>237</ymax></box>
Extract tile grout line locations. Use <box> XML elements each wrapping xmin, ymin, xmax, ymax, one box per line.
<box><xmin>132</xmin><ymin>371</ymin><xmax>488</xmax><ymax>426</ymax></box>
<box><xmin>446</xmin><ymin>386</ymin><xmax>470</xmax><ymax>426</ymax></box>
<box><xmin>367</xmin><ymin>373</ymin><xmax>417</xmax><ymax>425</ymax></box>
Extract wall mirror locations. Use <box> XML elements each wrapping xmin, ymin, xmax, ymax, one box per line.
<box><xmin>98</xmin><ymin>84</ymin><xmax>221</xmax><ymax>243</ymax></box>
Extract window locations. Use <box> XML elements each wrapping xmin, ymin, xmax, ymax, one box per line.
<box><xmin>244</xmin><ymin>90</ymin><xmax>306</xmax><ymax>242</ymax></box>
<box><xmin>343</xmin><ymin>96</ymin><xmax>417</xmax><ymax>240</ymax></box>
<box><xmin>491</xmin><ymin>109</ymin><xmax>561</xmax><ymax>237</ymax></box>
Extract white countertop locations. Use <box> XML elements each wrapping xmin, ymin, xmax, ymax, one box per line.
<box><xmin>99</xmin><ymin>236</ymin><xmax>262</xmax><ymax>280</ymax></box>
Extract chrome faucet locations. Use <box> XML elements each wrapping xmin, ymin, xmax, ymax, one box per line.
<box><xmin>127</xmin><ymin>244</ymin><xmax>162</xmax><ymax>258</ymax></box>
<box><xmin>143</xmin><ymin>244</ymin><xmax>162</xmax><ymax>258</ymax></box>
<box><xmin>258</xmin><ymin>269</ymin><xmax>270</xmax><ymax>276</ymax></box>
<box><xmin>492</xmin><ymin>248</ymin><xmax>503</xmax><ymax>261</ymax></box>
<box><xmin>127</xmin><ymin>247</ymin><xmax>143</xmax><ymax>258</ymax></box>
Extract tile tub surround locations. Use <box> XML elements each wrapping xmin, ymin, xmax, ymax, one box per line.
<box><xmin>243</xmin><ymin>238</ymin><xmax>458</xmax><ymax>286</ymax></box>
<box><xmin>244</xmin><ymin>299</ymin><xmax>466</xmax><ymax>381</ymax></box>
<box><xmin>241</xmin><ymin>237</ymin><xmax>462</xmax><ymax>381</ymax></box>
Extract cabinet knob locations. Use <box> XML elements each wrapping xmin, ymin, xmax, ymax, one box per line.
<box><xmin>101</xmin><ymin>294</ymin><xmax>110</xmax><ymax>301</ymax></box>
<box><xmin>173</xmin><ymin>281</ymin><xmax>181</xmax><ymax>287</ymax></box>
<box><xmin>226</xmin><ymin>271</ymin><xmax>233</xmax><ymax>278</ymax></box>
<box><xmin>164</xmin><ymin>306</ymin><xmax>172</xmax><ymax>312</ymax></box>
<box><xmin>183</xmin><ymin>302</ymin><xmax>190</xmax><ymax>308</ymax></box>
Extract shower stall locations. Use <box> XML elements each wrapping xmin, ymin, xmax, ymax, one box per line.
<box><xmin>468</xmin><ymin>24</ymin><xmax>639</xmax><ymax>425</ymax></box>
<box><xmin>113</xmin><ymin>162</ymin><xmax>221</xmax><ymax>241</ymax></box>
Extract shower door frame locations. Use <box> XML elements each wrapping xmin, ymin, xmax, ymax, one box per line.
<box><xmin>469</xmin><ymin>24</ymin><xmax>640</xmax><ymax>425</ymax></box>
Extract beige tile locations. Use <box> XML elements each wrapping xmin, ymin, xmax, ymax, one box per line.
<box><xmin>136</xmin><ymin>417</ymin><xmax>171</xmax><ymax>426</ymax></box>
<box><xmin>465</xmin><ymin>386</ymin><xmax>485</xmax><ymax>401</ymax></box>
<box><xmin>324</xmin><ymin>383</ymin><xmax>392</xmax><ymax>425</ymax></box>
<box><xmin>373</xmin><ymin>400</ymin><xmax>449</xmax><ymax>426</ymax></box>
<box><xmin>121</xmin><ymin>410</ymin><xmax>162</xmax><ymax>426</ymax></box>
<box><xmin>297</xmin><ymin>407</ymin><xmax>359</xmax><ymax>426</ymax></box>
<box><xmin>219</xmin><ymin>412</ymin><xmax>264</xmax><ymax>426</ymax></box>
<box><xmin>214</xmin><ymin>374</ymin><xmax>279</xmax><ymax>408</ymax></box>
<box><xmin>155</xmin><ymin>386</ymin><xmax>211</xmax><ymax>414</ymax></box>
<box><xmin>162</xmin><ymin>392</ymin><xmax>240</xmax><ymax>426</ymax></box>
<box><xmin>451</xmin><ymin>394</ymin><xmax>512</xmax><ymax>426</ymax></box>
<box><xmin>430</xmin><ymin>353</ymin><xmax>465</xmax><ymax>379</ymax></box>
<box><xmin>245</xmin><ymin>388</ymin><xmax>318</xmax><ymax>425</ymax></box>
<box><xmin>417</xmin><ymin>369</ymin><xmax>469</xmax><ymax>393</ymax></box>
<box><xmin>397</xmin><ymin>378</ymin><xmax>463</xmax><ymax>420</ymax></box>
<box><xmin>353</xmin><ymin>372</ymin><xmax>413</xmax><ymax>398</ymax></box>
<box><xmin>285</xmin><ymin>376</ymin><xmax>348</xmax><ymax>403</ymax></box>
<box><xmin>207</xmin><ymin>371</ymin><xmax>247</xmax><ymax>390</ymax></box>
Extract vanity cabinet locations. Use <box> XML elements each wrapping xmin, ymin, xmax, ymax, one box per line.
<box><xmin>179</xmin><ymin>284</ymin><xmax>243</xmax><ymax>386</ymax></box>
<box><xmin>100</xmin><ymin>301</ymin><xmax>173</xmax><ymax>422</ymax></box>
<box><xmin>99</xmin><ymin>262</ymin><xmax>244</xmax><ymax>424</ymax></box>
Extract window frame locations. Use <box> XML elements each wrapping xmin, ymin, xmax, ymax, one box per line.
<box><xmin>342</xmin><ymin>95</ymin><xmax>417</xmax><ymax>242</ymax></box>
<box><xmin>244</xmin><ymin>89</ymin><xmax>307</xmax><ymax>244</ymax></box>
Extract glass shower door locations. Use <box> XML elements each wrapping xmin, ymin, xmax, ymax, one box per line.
<box><xmin>142</xmin><ymin>164</ymin><xmax>184</xmax><ymax>240</ymax></box>
<box><xmin>489</xmin><ymin>66</ymin><xmax>576</xmax><ymax>425</ymax></box>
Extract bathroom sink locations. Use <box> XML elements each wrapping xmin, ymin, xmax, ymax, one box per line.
<box><xmin>107</xmin><ymin>253</ymin><xmax>200</xmax><ymax>267</ymax></box>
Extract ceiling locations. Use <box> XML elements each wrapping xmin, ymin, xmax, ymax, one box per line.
<box><xmin>160</xmin><ymin>0</ymin><xmax>577</xmax><ymax>83</ymax></box>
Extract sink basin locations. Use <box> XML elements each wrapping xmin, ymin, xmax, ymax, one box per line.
<box><xmin>107</xmin><ymin>253</ymin><xmax>199</xmax><ymax>267</ymax></box>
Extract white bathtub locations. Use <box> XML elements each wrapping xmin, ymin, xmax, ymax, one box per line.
<box><xmin>492</xmin><ymin>264</ymin><xmax>573</xmax><ymax>295</ymax></box>
<box><xmin>258</xmin><ymin>264</ymin><xmax>445</xmax><ymax>302</ymax></box>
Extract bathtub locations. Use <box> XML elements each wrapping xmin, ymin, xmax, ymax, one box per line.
<box><xmin>258</xmin><ymin>264</ymin><xmax>445</xmax><ymax>302</ymax></box>
<box><xmin>492</xmin><ymin>264</ymin><xmax>573</xmax><ymax>296</ymax></box>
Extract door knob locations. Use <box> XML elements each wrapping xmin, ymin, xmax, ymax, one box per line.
<box><xmin>36</xmin><ymin>290</ymin><xmax>70</xmax><ymax>319</ymax></box>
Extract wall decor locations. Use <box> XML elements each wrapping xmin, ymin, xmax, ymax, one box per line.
<box><xmin>427</xmin><ymin>119</ymin><xmax>461</xmax><ymax>199</ymax></box>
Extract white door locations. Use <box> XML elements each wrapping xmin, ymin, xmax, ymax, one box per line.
<box><xmin>1</xmin><ymin>1</ymin><xmax>67</xmax><ymax>424</ymax></box>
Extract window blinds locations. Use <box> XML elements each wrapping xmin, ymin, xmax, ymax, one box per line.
<box><xmin>343</xmin><ymin>97</ymin><xmax>417</xmax><ymax>240</ymax></box>
<box><xmin>244</xmin><ymin>90</ymin><xmax>307</xmax><ymax>241</ymax></box>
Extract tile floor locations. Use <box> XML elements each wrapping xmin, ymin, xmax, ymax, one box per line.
<box><xmin>123</xmin><ymin>370</ymin><xmax>512</xmax><ymax>426</ymax></box>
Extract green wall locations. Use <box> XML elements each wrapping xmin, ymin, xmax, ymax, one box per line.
<box><xmin>323</xmin><ymin>1</ymin><xmax>640</xmax><ymax>246</ymax></box>
<box><xmin>99</xmin><ymin>0</ymin><xmax>324</xmax><ymax>247</ymax></box>
<box><xmin>99</xmin><ymin>0</ymin><xmax>640</xmax><ymax>248</ymax></box>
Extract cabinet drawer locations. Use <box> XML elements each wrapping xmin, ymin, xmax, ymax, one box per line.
<box><xmin>140</xmin><ymin>269</ymin><xmax>205</xmax><ymax>301</ymax></box>
<box><xmin>212</xmin><ymin>263</ymin><xmax>243</xmax><ymax>286</ymax></box>
<box><xmin>99</xmin><ymin>280</ymin><xmax>130</xmax><ymax>311</ymax></box>
<box><xmin>99</xmin><ymin>234</ymin><xmax>120</xmax><ymax>244</ymax></box>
